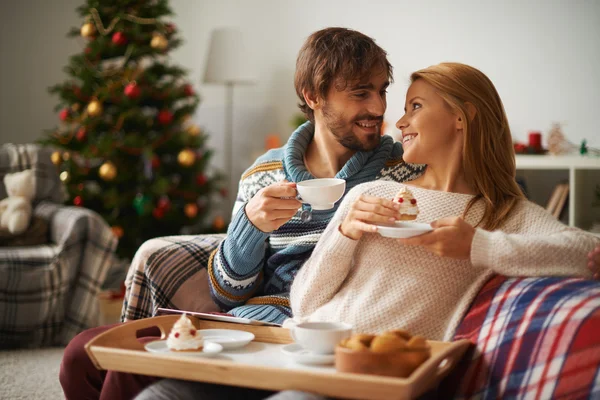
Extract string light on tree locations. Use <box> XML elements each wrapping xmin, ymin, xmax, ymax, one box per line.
<box><xmin>99</xmin><ymin>161</ymin><xmax>117</xmax><ymax>181</ymax></box>
<box><xmin>59</xmin><ymin>171</ymin><xmax>70</xmax><ymax>183</ymax></box>
<box><xmin>177</xmin><ymin>149</ymin><xmax>196</xmax><ymax>167</ymax></box>
<box><xmin>213</xmin><ymin>215</ymin><xmax>225</xmax><ymax>231</ymax></box>
<box><xmin>76</xmin><ymin>127</ymin><xmax>87</xmax><ymax>141</ymax></box>
<box><xmin>73</xmin><ymin>196</ymin><xmax>83</xmax><ymax>206</ymax></box>
<box><xmin>186</xmin><ymin>125</ymin><xmax>201</xmax><ymax>137</ymax></box>
<box><xmin>111</xmin><ymin>226</ymin><xmax>124</xmax><ymax>238</ymax></box>
<box><xmin>184</xmin><ymin>203</ymin><xmax>198</xmax><ymax>218</ymax></box>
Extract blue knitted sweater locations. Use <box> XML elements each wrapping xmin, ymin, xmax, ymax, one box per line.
<box><xmin>207</xmin><ymin>121</ymin><xmax>423</xmax><ymax>323</ymax></box>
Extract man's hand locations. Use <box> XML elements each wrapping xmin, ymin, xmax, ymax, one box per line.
<box><xmin>588</xmin><ymin>244</ymin><xmax>600</xmax><ymax>280</ymax></box>
<box><xmin>339</xmin><ymin>195</ymin><xmax>400</xmax><ymax>240</ymax></box>
<box><xmin>399</xmin><ymin>216</ymin><xmax>475</xmax><ymax>259</ymax></box>
<box><xmin>245</xmin><ymin>181</ymin><xmax>302</xmax><ymax>233</ymax></box>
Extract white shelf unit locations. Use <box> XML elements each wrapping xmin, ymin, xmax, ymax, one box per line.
<box><xmin>515</xmin><ymin>155</ymin><xmax>600</xmax><ymax>229</ymax></box>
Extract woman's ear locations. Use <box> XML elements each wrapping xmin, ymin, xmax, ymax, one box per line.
<box><xmin>456</xmin><ymin>103</ymin><xmax>477</xmax><ymax>130</ymax></box>
<box><xmin>302</xmin><ymin>89</ymin><xmax>320</xmax><ymax>110</ymax></box>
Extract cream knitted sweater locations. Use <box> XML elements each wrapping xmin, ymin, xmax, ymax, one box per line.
<box><xmin>290</xmin><ymin>181</ymin><xmax>598</xmax><ymax>341</ymax></box>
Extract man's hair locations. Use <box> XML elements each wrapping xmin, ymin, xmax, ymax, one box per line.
<box><xmin>294</xmin><ymin>27</ymin><xmax>393</xmax><ymax>122</ymax></box>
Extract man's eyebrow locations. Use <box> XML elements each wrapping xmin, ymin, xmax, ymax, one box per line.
<box><xmin>403</xmin><ymin>96</ymin><xmax>424</xmax><ymax>112</ymax></box>
<box><xmin>349</xmin><ymin>83</ymin><xmax>374</xmax><ymax>91</ymax></box>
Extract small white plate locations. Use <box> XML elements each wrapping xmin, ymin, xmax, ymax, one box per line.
<box><xmin>281</xmin><ymin>343</ymin><xmax>335</xmax><ymax>365</ymax></box>
<box><xmin>375</xmin><ymin>221</ymin><xmax>433</xmax><ymax>239</ymax></box>
<box><xmin>198</xmin><ymin>329</ymin><xmax>255</xmax><ymax>350</ymax></box>
<box><xmin>144</xmin><ymin>340</ymin><xmax>222</xmax><ymax>357</ymax></box>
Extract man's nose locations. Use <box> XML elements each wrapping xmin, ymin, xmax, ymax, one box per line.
<box><xmin>367</xmin><ymin>95</ymin><xmax>386</xmax><ymax>117</ymax></box>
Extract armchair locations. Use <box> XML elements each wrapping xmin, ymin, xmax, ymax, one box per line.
<box><xmin>0</xmin><ymin>144</ymin><xmax>117</xmax><ymax>348</ymax></box>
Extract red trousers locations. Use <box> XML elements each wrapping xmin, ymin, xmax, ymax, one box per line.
<box><xmin>59</xmin><ymin>323</ymin><xmax>161</xmax><ymax>400</ymax></box>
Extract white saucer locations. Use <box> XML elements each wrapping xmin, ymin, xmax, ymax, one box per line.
<box><xmin>281</xmin><ymin>343</ymin><xmax>335</xmax><ymax>365</ymax></box>
<box><xmin>144</xmin><ymin>340</ymin><xmax>222</xmax><ymax>357</ymax></box>
<box><xmin>198</xmin><ymin>329</ymin><xmax>255</xmax><ymax>350</ymax></box>
<box><xmin>375</xmin><ymin>221</ymin><xmax>433</xmax><ymax>239</ymax></box>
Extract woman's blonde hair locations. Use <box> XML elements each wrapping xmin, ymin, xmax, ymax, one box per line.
<box><xmin>411</xmin><ymin>62</ymin><xmax>524</xmax><ymax>230</ymax></box>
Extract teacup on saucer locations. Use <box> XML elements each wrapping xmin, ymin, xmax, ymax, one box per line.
<box><xmin>281</xmin><ymin>343</ymin><xmax>335</xmax><ymax>365</ymax></box>
<box><xmin>291</xmin><ymin>321</ymin><xmax>352</xmax><ymax>355</ymax></box>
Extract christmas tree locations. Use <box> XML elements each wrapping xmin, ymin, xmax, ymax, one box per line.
<box><xmin>41</xmin><ymin>0</ymin><xmax>225</xmax><ymax>259</ymax></box>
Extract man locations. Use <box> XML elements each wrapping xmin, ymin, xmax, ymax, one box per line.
<box><xmin>59</xmin><ymin>27</ymin><xmax>422</xmax><ymax>400</ymax></box>
<box><xmin>206</xmin><ymin>27</ymin><xmax>422</xmax><ymax>325</ymax></box>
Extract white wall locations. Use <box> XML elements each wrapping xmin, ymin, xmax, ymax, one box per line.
<box><xmin>1</xmin><ymin>0</ymin><xmax>599</xmax><ymax>178</ymax></box>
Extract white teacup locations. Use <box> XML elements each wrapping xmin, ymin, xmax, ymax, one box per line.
<box><xmin>296</xmin><ymin>178</ymin><xmax>346</xmax><ymax>210</ymax></box>
<box><xmin>291</xmin><ymin>321</ymin><xmax>352</xmax><ymax>354</ymax></box>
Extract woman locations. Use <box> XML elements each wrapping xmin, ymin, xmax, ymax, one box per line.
<box><xmin>289</xmin><ymin>62</ymin><xmax>599</xmax><ymax>341</ymax></box>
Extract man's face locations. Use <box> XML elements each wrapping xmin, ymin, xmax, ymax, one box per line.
<box><xmin>317</xmin><ymin>68</ymin><xmax>389</xmax><ymax>152</ymax></box>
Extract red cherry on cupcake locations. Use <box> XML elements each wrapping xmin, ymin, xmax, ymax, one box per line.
<box><xmin>398</xmin><ymin>198</ymin><xmax>404</xmax><ymax>203</ymax></box>
<box><xmin>411</xmin><ymin>199</ymin><xmax>417</xmax><ymax>205</ymax></box>
<box><xmin>174</xmin><ymin>332</ymin><xmax>180</xmax><ymax>338</ymax></box>
<box><xmin>190</xmin><ymin>329</ymin><xmax>196</xmax><ymax>336</ymax></box>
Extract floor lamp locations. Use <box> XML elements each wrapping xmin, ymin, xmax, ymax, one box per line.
<box><xmin>203</xmin><ymin>28</ymin><xmax>256</xmax><ymax>218</ymax></box>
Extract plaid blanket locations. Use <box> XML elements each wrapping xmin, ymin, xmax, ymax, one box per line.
<box><xmin>121</xmin><ymin>234</ymin><xmax>225</xmax><ymax>321</ymax></box>
<box><xmin>450</xmin><ymin>275</ymin><xmax>600</xmax><ymax>399</ymax></box>
<box><xmin>0</xmin><ymin>144</ymin><xmax>117</xmax><ymax>348</ymax></box>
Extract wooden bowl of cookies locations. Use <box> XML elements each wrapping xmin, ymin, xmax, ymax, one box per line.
<box><xmin>335</xmin><ymin>329</ymin><xmax>431</xmax><ymax>378</ymax></box>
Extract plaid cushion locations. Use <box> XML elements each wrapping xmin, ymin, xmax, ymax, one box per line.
<box><xmin>0</xmin><ymin>143</ymin><xmax>65</xmax><ymax>204</ymax></box>
<box><xmin>451</xmin><ymin>275</ymin><xmax>600</xmax><ymax>399</ymax></box>
<box><xmin>121</xmin><ymin>234</ymin><xmax>226</xmax><ymax>321</ymax></box>
<box><xmin>0</xmin><ymin>201</ymin><xmax>117</xmax><ymax>348</ymax></box>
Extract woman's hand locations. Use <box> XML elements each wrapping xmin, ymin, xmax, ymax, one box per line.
<box><xmin>589</xmin><ymin>244</ymin><xmax>600</xmax><ymax>280</ymax></box>
<box><xmin>339</xmin><ymin>195</ymin><xmax>401</xmax><ymax>240</ymax></box>
<box><xmin>399</xmin><ymin>216</ymin><xmax>475</xmax><ymax>259</ymax></box>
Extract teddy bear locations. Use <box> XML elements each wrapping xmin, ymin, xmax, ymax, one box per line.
<box><xmin>0</xmin><ymin>169</ymin><xmax>35</xmax><ymax>235</ymax></box>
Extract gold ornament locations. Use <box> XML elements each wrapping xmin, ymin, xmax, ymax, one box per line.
<box><xmin>62</xmin><ymin>151</ymin><xmax>71</xmax><ymax>161</ymax></box>
<box><xmin>87</xmin><ymin>100</ymin><xmax>103</xmax><ymax>117</ymax></box>
<box><xmin>177</xmin><ymin>149</ymin><xmax>196</xmax><ymax>167</ymax></box>
<box><xmin>99</xmin><ymin>161</ymin><xmax>117</xmax><ymax>181</ymax></box>
<box><xmin>80</xmin><ymin>22</ymin><xmax>96</xmax><ymax>38</ymax></box>
<box><xmin>184</xmin><ymin>203</ymin><xmax>198</xmax><ymax>218</ymax></box>
<box><xmin>59</xmin><ymin>171</ymin><xmax>70</xmax><ymax>182</ymax></box>
<box><xmin>186</xmin><ymin>125</ymin><xmax>201</xmax><ymax>137</ymax></box>
<box><xmin>150</xmin><ymin>33</ymin><xmax>168</xmax><ymax>50</ymax></box>
<box><xmin>51</xmin><ymin>151</ymin><xmax>62</xmax><ymax>166</ymax></box>
<box><xmin>71</xmin><ymin>103</ymin><xmax>81</xmax><ymax>112</ymax></box>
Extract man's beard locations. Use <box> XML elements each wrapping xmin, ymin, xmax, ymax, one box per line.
<box><xmin>322</xmin><ymin>104</ymin><xmax>382</xmax><ymax>152</ymax></box>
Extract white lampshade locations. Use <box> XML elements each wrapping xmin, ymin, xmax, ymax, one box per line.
<box><xmin>203</xmin><ymin>28</ymin><xmax>257</xmax><ymax>85</ymax></box>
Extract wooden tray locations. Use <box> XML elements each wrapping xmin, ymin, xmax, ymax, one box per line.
<box><xmin>86</xmin><ymin>315</ymin><xmax>471</xmax><ymax>400</ymax></box>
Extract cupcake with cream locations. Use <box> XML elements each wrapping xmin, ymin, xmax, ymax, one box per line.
<box><xmin>393</xmin><ymin>187</ymin><xmax>419</xmax><ymax>221</ymax></box>
<box><xmin>166</xmin><ymin>314</ymin><xmax>204</xmax><ymax>352</ymax></box>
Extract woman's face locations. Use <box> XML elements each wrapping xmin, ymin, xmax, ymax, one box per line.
<box><xmin>395</xmin><ymin>79</ymin><xmax>461</xmax><ymax>165</ymax></box>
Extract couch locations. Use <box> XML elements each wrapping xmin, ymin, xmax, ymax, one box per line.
<box><xmin>0</xmin><ymin>144</ymin><xmax>118</xmax><ymax>348</ymax></box>
<box><xmin>121</xmin><ymin>232</ymin><xmax>600</xmax><ymax>399</ymax></box>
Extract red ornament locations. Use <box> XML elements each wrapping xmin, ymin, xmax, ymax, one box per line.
<box><xmin>112</xmin><ymin>32</ymin><xmax>127</xmax><ymax>46</ymax></box>
<box><xmin>220</xmin><ymin>188</ymin><xmax>228</xmax><ymax>198</ymax></box>
<box><xmin>183</xmin><ymin>84</ymin><xmax>194</xmax><ymax>96</ymax></box>
<box><xmin>152</xmin><ymin>206</ymin><xmax>165</xmax><ymax>219</ymax></box>
<box><xmin>73</xmin><ymin>196</ymin><xmax>83</xmax><ymax>206</ymax></box>
<box><xmin>73</xmin><ymin>85</ymin><xmax>82</xmax><ymax>98</ymax></box>
<box><xmin>196</xmin><ymin>174</ymin><xmax>207</xmax><ymax>186</ymax></box>
<box><xmin>157</xmin><ymin>110</ymin><xmax>173</xmax><ymax>125</ymax></box>
<box><xmin>124</xmin><ymin>82</ymin><xmax>141</xmax><ymax>99</ymax></box>
<box><xmin>84</xmin><ymin>46</ymin><xmax>92</xmax><ymax>55</ymax></box>
<box><xmin>157</xmin><ymin>197</ymin><xmax>171</xmax><ymax>211</ymax></box>
<box><xmin>174</xmin><ymin>332</ymin><xmax>180</xmax><ymax>338</ymax></box>
<box><xmin>398</xmin><ymin>198</ymin><xmax>404</xmax><ymax>203</ymax></box>
<box><xmin>59</xmin><ymin>108</ymin><xmax>70</xmax><ymax>121</ymax></box>
<box><xmin>165</xmin><ymin>23</ymin><xmax>176</xmax><ymax>34</ymax></box>
<box><xmin>190</xmin><ymin>329</ymin><xmax>196</xmax><ymax>336</ymax></box>
<box><xmin>410</xmin><ymin>199</ymin><xmax>417</xmax><ymax>205</ymax></box>
<box><xmin>76</xmin><ymin>127</ymin><xmax>87</xmax><ymax>141</ymax></box>
<box><xmin>77</xmin><ymin>183</ymin><xmax>84</xmax><ymax>191</ymax></box>
<box><xmin>151</xmin><ymin>155</ymin><xmax>161</xmax><ymax>169</ymax></box>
